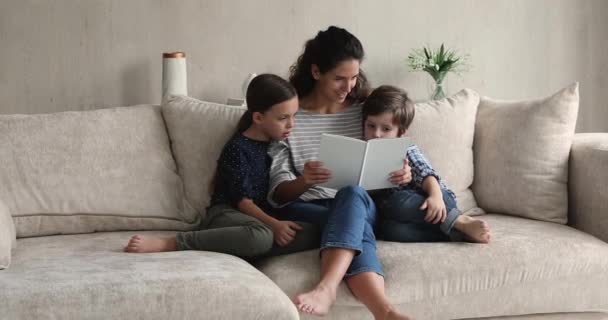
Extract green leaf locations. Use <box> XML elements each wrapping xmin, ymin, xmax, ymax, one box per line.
<box><xmin>438</xmin><ymin>43</ymin><xmax>445</xmax><ymax>64</ymax></box>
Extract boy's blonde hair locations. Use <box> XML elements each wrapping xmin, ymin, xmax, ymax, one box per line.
<box><xmin>362</xmin><ymin>85</ymin><xmax>415</xmax><ymax>136</ymax></box>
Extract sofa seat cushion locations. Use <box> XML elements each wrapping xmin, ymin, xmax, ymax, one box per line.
<box><xmin>0</xmin><ymin>231</ymin><xmax>298</xmax><ymax>320</ymax></box>
<box><xmin>257</xmin><ymin>214</ymin><xmax>608</xmax><ymax>320</ymax></box>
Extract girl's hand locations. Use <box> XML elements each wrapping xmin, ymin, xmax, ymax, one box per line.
<box><xmin>271</xmin><ymin>220</ymin><xmax>303</xmax><ymax>246</ymax></box>
<box><xmin>389</xmin><ymin>158</ymin><xmax>412</xmax><ymax>186</ymax></box>
<box><xmin>301</xmin><ymin>160</ymin><xmax>332</xmax><ymax>186</ymax></box>
<box><xmin>420</xmin><ymin>194</ymin><xmax>447</xmax><ymax>224</ymax></box>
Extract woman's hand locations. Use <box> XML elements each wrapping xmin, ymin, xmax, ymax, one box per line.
<box><xmin>389</xmin><ymin>158</ymin><xmax>412</xmax><ymax>186</ymax></box>
<box><xmin>301</xmin><ymin>160</ymin><xmax>332</xmax><ymax>186</ymax></box>
<box><xmin>271</xmin><ymin>220</ymin><xmax>303</xmax><ymax>246</ymax></box>
<box><xmin>420</xmin><ymin>195</ymin><xmax>447</xmax><ymax>224</ymax></box>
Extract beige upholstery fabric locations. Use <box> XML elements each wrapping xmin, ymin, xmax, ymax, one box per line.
<box><xmin>0</xmin><ymin>105</ymin><xmax>198</xmax><ymax>237</ymax></box>
<box><xmin>0</xmin><ymin>231</ymin><xmax>298</xmax><ymax>320</ymax></box>
<box><xmin>411</xmin><ymin>89</ymin><xmax>483</xmax><ymax>215</ymax></box>
<box><xmin>0</xmin><ymin>199</ymin><xmax>16</xmax><ymax>269</ymax></box>
<box><xmin>469</xmin><ymin>313</ymin><xmax>608</xmax><ymax>320</ymax></box>
<box><xmin>569</xmin><ymin>133</ymin><xmax>608</xmax><ymax>243</ymax></box>
<box><xmin>162</xmin><ymin>95</ymin><xmax>246</xmax><ymax>215</ymax></box>
<box><xmin>473</xmin><ymin>83</ymin><xmax>579</xmax><ymax>223</ymax></box>
<box><xmin>257</xmin><ymin>214</ymin><xmax>608</xmax><ymax>320</ymax></box>
<box><xmin>163</xmin><ymin>93</ymin><xmax>484</xmax><ymax>216</ymax></box>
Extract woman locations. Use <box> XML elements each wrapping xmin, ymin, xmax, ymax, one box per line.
<box><xmin>269</xmin><ymin>26</ymin><xmax>413</xmax><ymax>320</ymax></box>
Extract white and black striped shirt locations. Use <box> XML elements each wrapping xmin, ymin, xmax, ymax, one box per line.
<box><xmin>268</xmin><ymin>103</ymin><xmax>363</xmax><ymax>207</ymax></box>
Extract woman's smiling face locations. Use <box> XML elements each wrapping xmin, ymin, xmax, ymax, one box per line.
<box><xmin>312</xmin><ymin>59</ymin><xmax>360</xmax><ymax>104</ymax></box>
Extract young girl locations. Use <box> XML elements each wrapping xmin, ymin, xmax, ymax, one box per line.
<box><xmin>362</xmin><ymin>85</ymin><xmax>491</xmax><ymax>243</ymax></box>
<box><xmin>124</xmin><ymin>74</ymin><xmax>303</xmax><ymax>257</ymax></box>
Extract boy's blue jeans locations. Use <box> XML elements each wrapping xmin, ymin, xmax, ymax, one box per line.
<box><xmin>278</xmin><ymin>185</ymin><xmax>383</xmax><ymax>277</ymax></box>
<box><xmin>374</xmin><ymin>188</ymin><xmax>462</xmax><ymax>242</ymax></box>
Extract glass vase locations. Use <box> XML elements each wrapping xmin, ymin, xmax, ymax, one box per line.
<box><xmin>430</xmin><ymin>81</ymin><xmax>446</xmax><ymax>100</ymax></box>
<box><xmin>426</xmin><ymin>71</ymin><xmax>447</xmax><ymax>100</ymax></box>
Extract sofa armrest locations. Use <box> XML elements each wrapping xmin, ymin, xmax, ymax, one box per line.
<box><xmin>568</xmin><ymin>133</ymin><xmax>608</xmax><ymax>243</ymax></box>
<box><xmin>0</xmin><ymin>198</ymin><xmax>16</xmax><ymax>269</ymax></box>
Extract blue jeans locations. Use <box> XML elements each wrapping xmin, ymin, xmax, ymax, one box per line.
<box><xmin>279</xmin><ymin>185</ymin><xmax>383</xmax><ymax>277</ymax></box>
<box><xmin>374</xmin><ymin>188</ymin><xmax>463</xmax><ymax>242</ymax></box>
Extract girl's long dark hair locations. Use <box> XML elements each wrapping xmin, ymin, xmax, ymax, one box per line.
<box><xmin>210</xmin><ymin>74</ymin><xmax>296</xmax><ymax>196</ymax></box>
<box><xmin>235</xmin><ymin>73</ymin><xmax>297</xmax><ymax>133</ymax></box>
<box><xmin>289</xmin><ymin>26</ymin><xmax>370</xmax><ymax>103</ymax></box>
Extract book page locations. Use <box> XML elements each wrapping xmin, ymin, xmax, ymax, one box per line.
<box><xmin>317</xmin><ymin>134</ymin><xmax>366</xmax><ymax>190</ymax></box>
<box><xmin>359</xmin><ymin>137</ymin><xmax>411</xmax><ymax>190</ymax></box>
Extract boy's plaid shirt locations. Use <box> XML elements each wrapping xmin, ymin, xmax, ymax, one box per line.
<box><xmin>402</xmin><ymin>144</ymin><xmax>456</xmax><ymax>199</ymax></box>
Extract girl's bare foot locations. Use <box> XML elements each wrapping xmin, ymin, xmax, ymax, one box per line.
<box><xmin>453</xmin><ymin>215</ymin><xmax>491</xmax><ymax>243</ymax></box>
<box><xmin>123</xmin><ymin>235</ymin><xmax>177</xmax><ymax>253</ymax></box>
<box><xmin>292</xmin><ymin>284</ymin><xmax>336</xmax><ymax>316</ymax></box>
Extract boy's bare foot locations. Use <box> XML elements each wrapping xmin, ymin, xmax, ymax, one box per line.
<box><xmin>123</xmin><ymin>235</ymin><xmax>177</xmax><ymax>253</ymax></box>
<box><xmin>384</xmin><ymin>308</ymin><xmax>413</xmax><ymax>320</ymax></box>
<box><xmin>453</xmin><ymin>215</ymin><xmax>491</xmax><ymax>243</ymax></box>
<box><xmin>292</xmin><ymin>284</ymin><xmax>336</xmax><ymax>316</ymax></box>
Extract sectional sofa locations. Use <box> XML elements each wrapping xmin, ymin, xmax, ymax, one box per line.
<box><xmin>1</xmin><ymin>83</ymin><xmax>607</xmax><ymax>320</ymax></box>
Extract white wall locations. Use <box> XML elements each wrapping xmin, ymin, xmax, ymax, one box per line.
<box><xmin>1</xmin><ymin>0</ymin><xmax>606</xmax><ymax>132</ymax></box>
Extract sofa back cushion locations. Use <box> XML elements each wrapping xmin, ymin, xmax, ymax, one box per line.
<box><xmin>162</xmin><ymin>96</ymin><xmax>246</xmax><ymax>215</ymax></box>
<box><xmin>472</xmin><ymin>83</ymin><xmax>579</xmax><ymax>223</ymax></box>
<box><xmin>409</xmin><ymin>89</ymin><xmax>484</xmax><ymax>215</ymax></box>
<box><xmin>0</xmin><ymin>105</ymin><xmax>198</xmax><ymax>237</ymax></box>
<box><xmin>163</xmin><ymin>93</ymin><xmax>483</xmax><ymax>216</ymax></box>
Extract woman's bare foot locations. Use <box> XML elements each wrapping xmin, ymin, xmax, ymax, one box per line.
<box><xmin>123</xmin><ymin>235</ymin><xmax>177</xmax><ymax>253</ymax></box>
<box><xmin>453</xmin><ymin>215</ymin><xmax>491</xmax><ymax>243</ymax></box>
<box><xmin>384</xmin><ymin>308</ymin><xmax>413</xmax><ymax>320</ymax></box>
<box><xmin>292</xmin><ymin>284</ymin><xmax>336</xmax><ymax>316</ymax></box>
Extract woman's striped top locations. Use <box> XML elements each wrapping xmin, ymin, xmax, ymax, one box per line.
<box><xmin>268</xmin><ymin>103</ymin><xmax>363</xmax><ymax>207</ymax></box>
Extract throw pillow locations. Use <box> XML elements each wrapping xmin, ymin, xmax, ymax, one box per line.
<box><xmin>410</xmin><ymin>89</ymin><xmax>484</xmax><ymax>215</ymax></box>
<box><xmin>472</xmin><ymin>83</ymin><xmax>579</xmax><ymax>223</ymax></box>
<box><xmin>162</xmin><ymin>96</ymin><xmax>246</xmax><ymax>215</ymax></box>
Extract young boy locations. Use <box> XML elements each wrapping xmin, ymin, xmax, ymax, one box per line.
<box><xmin>362</xmin><ymin>85</ymin><xmax>491</xmax><ymax>243</ymax></box>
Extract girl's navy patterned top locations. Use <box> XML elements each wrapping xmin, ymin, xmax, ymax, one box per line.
<box><xmin>210</xmin><ymin>133</ymin><xmax>272</xmax><ymax>212</ymax></box>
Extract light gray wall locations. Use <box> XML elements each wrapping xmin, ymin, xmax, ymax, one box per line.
<box><xmin>1</xmin><ymin>0</ymin><xmax>606</xmax><ymax>132</ymax></box>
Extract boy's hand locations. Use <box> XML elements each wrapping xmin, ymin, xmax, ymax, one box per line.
<box><xmin>301</xmin><ymin>160</ymin><xmax>332</xmax><ymax>186</ymax></box>
<box><xmin>420</xmin><ymin>194</ymin><xmax>447</xmax><ymax>224</ymax></box>
<box><xmin>389</xmin><ymin>158</ymin><xmax>412</xmax><ymax>185</ymax></box>
<box><xmin>271</xmin><ymin>220</ymin><xmax>303</xmax><ymax>246</ymax></box>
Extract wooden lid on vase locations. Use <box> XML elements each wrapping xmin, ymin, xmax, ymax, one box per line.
<box><xmin>163</xmin><ymin>52</ymin><xmax>186</xmax><ymax>58</ymax></box>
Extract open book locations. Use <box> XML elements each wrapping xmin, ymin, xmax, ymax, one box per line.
<box><xmin>317</xmin><ymin>134</ymin><xmax>412</xmax><ymax>190</ymax></box>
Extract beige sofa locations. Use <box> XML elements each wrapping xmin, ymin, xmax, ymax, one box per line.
<box><xmin>1</xmin><ymin>83</ymin><xmax>607</xmax><ymax>320</ymax></box>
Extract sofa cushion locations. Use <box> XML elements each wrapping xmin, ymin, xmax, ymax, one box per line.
<box><xmin>0</xmin><ymin>231</ymin><xmax>298</xmax><ymax>320</ymax></box>
<box><xmin>569</xmin><ymin>133</ymin><xmax>608</xmax><ymax>243</ymax></box>
<box><xmin>0</xmin><ymin>105</ymin><xmax>198</xmax><ymax>237</ymax></box>
<box><xmin>257</xmin><ymin>214</ymin><xmax>608</xmax><ymax>320</ymax></box>
<box><xmin>162</xmin><ymin>93</ymin><xmax>484</xmax><ymax>216</ymax></box>
<box><xmin>472</xmin><ymin>83</ymin><xmax>579</xmax><ymax>223</ymax></box>
<box><xmin>162</xmin><ymin>95</ymin><xmax>246</xmax><ymax>215</ymax></box>
<box><xmin>410</xmin><ymin>89</ymin><xmax>483</xmax><ymax>215</ymax></box>
<box><xmin>0</xmin><ymin>199</ymin><xmax>16</xmax><ymax>269</ymax></box>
